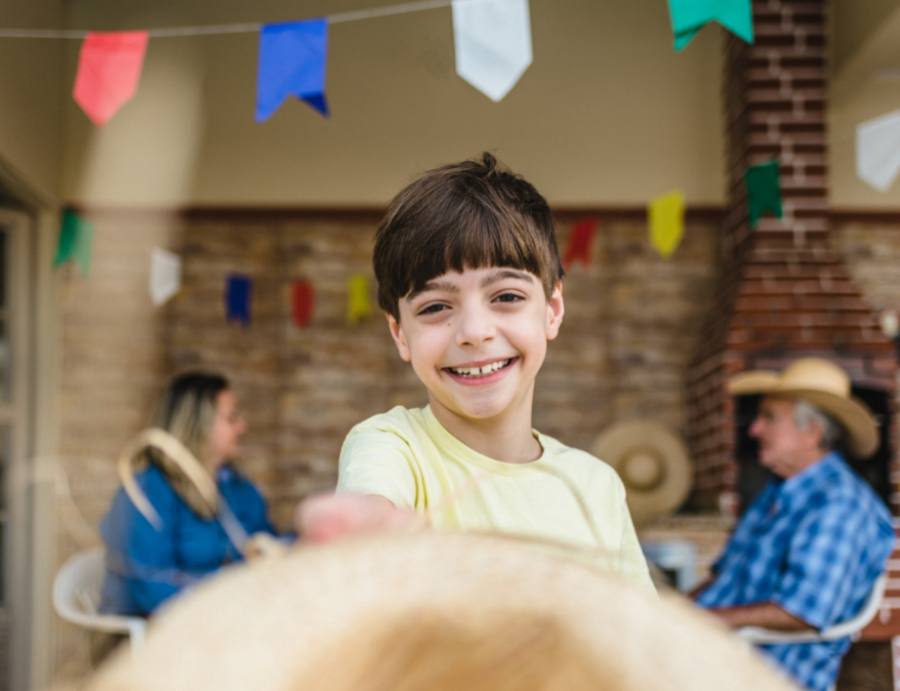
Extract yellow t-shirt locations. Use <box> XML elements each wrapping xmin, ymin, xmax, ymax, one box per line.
<box><xmin>338</xmin><ymin>406</ymin><xmax>654</xmax><ymax>591</ymax></box>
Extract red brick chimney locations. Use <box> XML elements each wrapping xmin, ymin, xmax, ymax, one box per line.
<box><xmin>684</xmin><ymin>0</ymin><xmax>898</xmax><ymax>513</ymax></box>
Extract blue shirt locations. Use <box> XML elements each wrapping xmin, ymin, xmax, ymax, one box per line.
<box><xmin>697</xmin><ymin>453</ymin><xmax>894</xmax><ymax>691</ymax></box>
<box><xmin>99</xmin><ymin>463</ymin><xmax>276</xmax><ymax>616</ymax></box>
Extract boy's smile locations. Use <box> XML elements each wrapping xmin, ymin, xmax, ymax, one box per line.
<box><xmin>445</xmin><ymin>357</ymin><xmax>515</xmax><ymax>382</ymax></box>
<box><xmin>387</xmin><ymin>266</ymin><xmax>564</xmax><ymax>451</ymax></box>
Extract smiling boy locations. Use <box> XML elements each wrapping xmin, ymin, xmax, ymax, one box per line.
<box><xmin>299</xmin><ymin>153</ymin><xmax>653</xmax><ymax>589</ymax></box>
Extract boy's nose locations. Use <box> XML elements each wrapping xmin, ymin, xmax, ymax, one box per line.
<box><xmin>455</xmin><ymin>305</ymin><xmax>496</xmax><ymax>347</ymax></box>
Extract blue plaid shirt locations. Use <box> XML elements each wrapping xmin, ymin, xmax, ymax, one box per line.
<box><xmin>696</xmin><ymin>452</ymin><xmax>894</xmax><ymax>691</ymax></box>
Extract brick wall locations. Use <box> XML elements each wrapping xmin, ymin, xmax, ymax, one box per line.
<box><xmin>54</xmin><ymin>211</ymin><xmax>180</xmax><ymax>679</ymax></box>
<box><xmin>170</xmin><ymin>210</ymin><xmax>721</xmax><ymax>527</ymax></box>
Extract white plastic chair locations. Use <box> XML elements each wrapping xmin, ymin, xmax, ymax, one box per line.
<box><xmin>52</xmin><ymin>547</ymin><xmax>147</xmax><ymax>654</ymax></box>
<box><xmin>736</xmin><ymin>573</ymin><xmax>887</xmax><ymax>644</ymax></box>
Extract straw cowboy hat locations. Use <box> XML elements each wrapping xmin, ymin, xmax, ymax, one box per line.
<box><xmin>592</xmin><ymin>419</ymin><xmax>693</xmax><ymax>519</ymax></box>
<box><xmin>86</xmin><ymin>531</ymin><xmax>792</xmax><ymax>691</ymax></box>
<box><xmin>727</xmin><ymin>358</ymin><xmax>880</xmax><ymax>459</ymax></box>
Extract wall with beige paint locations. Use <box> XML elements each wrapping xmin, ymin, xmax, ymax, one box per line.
<box><xmin>0</xmin><ymin>0</ymin><xmax>64</xmax><ymax>197</ymax></box>
<box><xmin>59</xmin><ymin>0</ymin><xmax>728</xmax><ymax>208</ymax></box>
<box><xmin>5</xmin><ymin>0</ymin><xmax>900</xmax><ymax>209</ymax></box>
<box><xmin>831</xmin><ymin>0</ymin><xmax>900</xmax><ymax>71</ymax></box>
<box><xmin>831</xmin><ymin>78</ymin><xmax>900</xmax><ymax>209</ymax></box>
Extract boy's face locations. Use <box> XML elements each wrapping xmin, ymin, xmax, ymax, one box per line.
<box><xmin>387</xmin><ymin>266</ymin><xmax>564</xmax><ymax>428</ymax></box>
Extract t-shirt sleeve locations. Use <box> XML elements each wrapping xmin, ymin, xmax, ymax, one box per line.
<box><xmin>615</xmin><ymin>479</ymin><xmax>657</xmax><ymax>595</ymax></box>
<box><xmin>769</xmin><ymin>496</ymin><xmax>867</xmax><ymax>630</ymax></box>
<box><xmin>337</xmin><ymin>426</ymin><xmax>419</xmax><ymax>510</ymax></box>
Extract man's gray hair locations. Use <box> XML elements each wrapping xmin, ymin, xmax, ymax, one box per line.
<box><xmin>793</xmin><ymin>399</ymin><xmax>844</xmax><ymax>451</ymax></box>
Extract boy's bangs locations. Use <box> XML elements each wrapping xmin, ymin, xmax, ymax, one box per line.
<box><xmin>409</xmin><ymin>209</ymin><xmax>546</xmax><ymax>299</ymax></box>
<box><xmin>374</xmin><ymin>153</ymin><xmax>562</xmax><ymax>317</ymax></box>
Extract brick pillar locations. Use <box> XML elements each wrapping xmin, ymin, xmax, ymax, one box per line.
<box><xmin>685</xmin><ymin>0</ymin><xmax>897</xmax><ymax>512</ymax></box>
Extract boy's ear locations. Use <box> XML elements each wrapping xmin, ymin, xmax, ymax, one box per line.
<box><xmin>386</xmin><ymin>312</ymin><xmax>411</xmax><ymax>361</ymax></box>
<box><xmin>545</xmin><ymin>281</ymin><xmax>565</xmax><ymax>341</ymax></box>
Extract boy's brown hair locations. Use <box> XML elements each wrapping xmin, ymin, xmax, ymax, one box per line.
<box><xmin>373</xmin><ymin>152</ymin><xmax>564</xmax><ymax>320</ymax></box>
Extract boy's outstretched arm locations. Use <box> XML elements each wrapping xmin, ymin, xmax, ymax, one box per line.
<box><xmin>295</xmin><ymin>493</ymin><xmax>417</xmax><ymax>543</ymax></box>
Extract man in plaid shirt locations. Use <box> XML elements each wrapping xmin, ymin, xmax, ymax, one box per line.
<box><xmin>694</xmin><ymin>359</ymin><xmax>895</xmax><ymax>691</ymax></box>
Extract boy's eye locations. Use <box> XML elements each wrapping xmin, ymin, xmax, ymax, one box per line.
<box><xmin>418</xmin><ymin>303</ymin><xmax>448</xmax><ymax>315</ymax></box>
<box><xmin>495</xmin><ymin>293</ymin><xmax>523</xmax><ymax>303</ymax></box>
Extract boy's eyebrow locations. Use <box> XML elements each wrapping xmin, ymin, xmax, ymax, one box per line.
<box><xmin>480</xmin><ymin>269</ymin><xmax>534</xmax><ymax>287</ymax></box>
<box><xmin>406</xmin><ymin>279</ymin><xmax>459</xmax><ymax>302</ymax></box>
<box><xmin>405</xmin><ymin>269</ymin><xmax>534</xmax><ymax>302</ymax></box>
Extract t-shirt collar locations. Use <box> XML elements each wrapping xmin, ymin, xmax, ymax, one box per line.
<box><xmin>422</xmin><ymin>405</ymin><xmax>552</xmax><ymax>475</ymax></box>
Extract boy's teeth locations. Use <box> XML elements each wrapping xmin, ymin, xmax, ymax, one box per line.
<box><xmin>449</xmin><ymin>359</ymin><xmax>511</xmax><ymax>377</ymax></box>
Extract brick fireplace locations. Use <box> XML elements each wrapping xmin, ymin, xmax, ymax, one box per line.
<box><xmin>684</xmin><ymin>0</ymin><xmax>898</xmax><ymax>518</ymax></box>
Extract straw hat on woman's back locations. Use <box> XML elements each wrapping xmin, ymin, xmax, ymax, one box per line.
<box><xmin>727</xmin><ymin>358</ymin><xmax>879</xmax><ymax>459</ymax></box>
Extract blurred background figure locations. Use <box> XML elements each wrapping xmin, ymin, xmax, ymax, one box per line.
<box><xmin>99</xmin><ymin>372</ymin><xmax>277</xmax><ymax>617</ymax></box>
<box><xmin>694</xmin><ymin>359</ymin><xmax>894</xmax><ymax>691</ymax></box>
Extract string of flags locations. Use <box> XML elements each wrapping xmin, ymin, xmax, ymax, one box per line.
<box><xmin>53</xmin><ymin>156</ymin><xmax>786</xmax><ymax>330</ymax></box>
<box><xmin>55</xmin><ymin>0</ymin><xmax>538</xmax><ymax>127</ymax></box>
<box><xmin>0</xmin><ymin>0</ymin><xmax>758</xmax><ymax>127</ymax></box>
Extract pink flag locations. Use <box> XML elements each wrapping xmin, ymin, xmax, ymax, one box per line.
<box><xmin>73</xmin><ymin>31</ymin><xmax>149</xmax><ymax>127</ymax></box>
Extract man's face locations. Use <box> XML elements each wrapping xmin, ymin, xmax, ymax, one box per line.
<box><xmin>748</xmin><ymin>396</ymin><xmax>823</xmax><ymax>478</ymax></box>
<box><xmin>386</xmin><ymin>266</ymin><xmax>564</xmax><ymax>430</ymax></box>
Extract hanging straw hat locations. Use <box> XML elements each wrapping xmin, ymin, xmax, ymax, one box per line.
<box><xmin>85</xmin><ymin>531</ymin><xmax>792</xmax><ymax>691</ymax></box>
<box><xmin>727</xmin><ymin>357</ymin><xmax>880</xmax><ymax>459</ymax></box>
<box><xmin>592</xmin><ymin>419</ymin><xmax>693</xmax><ymax>519</ymax></box>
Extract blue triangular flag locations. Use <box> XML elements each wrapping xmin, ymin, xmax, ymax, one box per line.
<box><xmin>256</xmin><ymin>18</ymin><xmax>329</xmax><ymax>122</ymax></box>
<box><xmin>226</xmin><ymin>274</ymin><xmax>252</xmax><ymax>326</ymax></box>
<box><xmin>667</xmin><ymin>0</ymin><xmax>753</xmax><ymax>52</ymax></box>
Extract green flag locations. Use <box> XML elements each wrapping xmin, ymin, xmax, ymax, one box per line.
<box><xmin>667</xmin><ymin>0</ymin><xmax>754</xmax><ymax>52</ymax></box>
<box><xmin>54</xmin><ymin>210</ymin><xmax>94</xmax><ymax>277</ymax></box>
<box><xmin>744</xmin><ymin>161</ymin><xmax>784</xmax><ymax>228</ymax></box>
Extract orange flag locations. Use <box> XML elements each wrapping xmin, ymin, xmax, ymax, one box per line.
<box><xmin>73</xmin><ymin>31</ymin><xmax>149</xmax><ymax>127</ymax></box>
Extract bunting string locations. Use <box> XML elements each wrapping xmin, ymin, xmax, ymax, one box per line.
<box><xmin>0</xmin><ymin>0</ymin><xmax>460</xmax><ymax>39</ymax></box>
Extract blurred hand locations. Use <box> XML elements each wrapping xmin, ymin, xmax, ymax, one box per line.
<box><xmin>295</xmin><ymin>493</ymin><xmax>418</xmax><ymax>543</ymax></box>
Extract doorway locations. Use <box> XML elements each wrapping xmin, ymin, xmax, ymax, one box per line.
<box><xmin>0</xmin><ymin>209</ymin><xmax>35</xmax><ymax>691</ymax></box>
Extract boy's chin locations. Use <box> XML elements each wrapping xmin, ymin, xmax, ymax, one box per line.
<box><xmin>431</xmin><ymin>395</ymin><xmax>518</xmax><ymax>423</ymax></box>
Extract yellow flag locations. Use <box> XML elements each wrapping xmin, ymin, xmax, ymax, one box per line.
<box><xmin>347</xmin><ymin>274</ymin><xmax>372</xmax><ymax>326</ymax></box>
<box><xmin>648</xmin><ymin>191</ymin><xmax>685</xmax><ymax>258</ymax></box>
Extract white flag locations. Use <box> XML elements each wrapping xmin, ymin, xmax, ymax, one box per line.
<box><xmin>856</xmin><ymin>110</ymin><xmax>900</xmax><ymax>193</ymax></box>
<box><xmin>452</xmin><ymin>0</ymin><xmax>532</xmax><ymax>102</ymax></box>
<box><xmin>149</xmin><ymin>247</ymin><xmax>182</xmax><ymax>306</ymax></box>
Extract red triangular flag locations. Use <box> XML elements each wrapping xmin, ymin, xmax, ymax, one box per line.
<box><xmin>73</xmin><ymin>31</ymin><xmax>149</xmax><ymax>127</ymax></box>
<box><xmin>292</xmin><ymin>280</ymin><xmax>315</xmax><ymax>328</ymax></box>
<box><xmin>562</xmin><ymin>218</ymin><xmax>599</xmax><ymax>271</ymax></box>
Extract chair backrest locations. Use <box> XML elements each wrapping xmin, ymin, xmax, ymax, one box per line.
<box><xmin>53</xmin><ymin>548</ymin><xmax>147</xmax><ymax>650</ymax></box>
<box><xmin>736</xmin><ymin>573</ymin><xmax>887</xmax><ymax>644</ymax></box>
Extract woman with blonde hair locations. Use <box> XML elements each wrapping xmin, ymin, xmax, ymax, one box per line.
<box><xmin>99</xmin><ymin>372</ymin><xmax>277</xmax><ymax>616</ymax></box>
